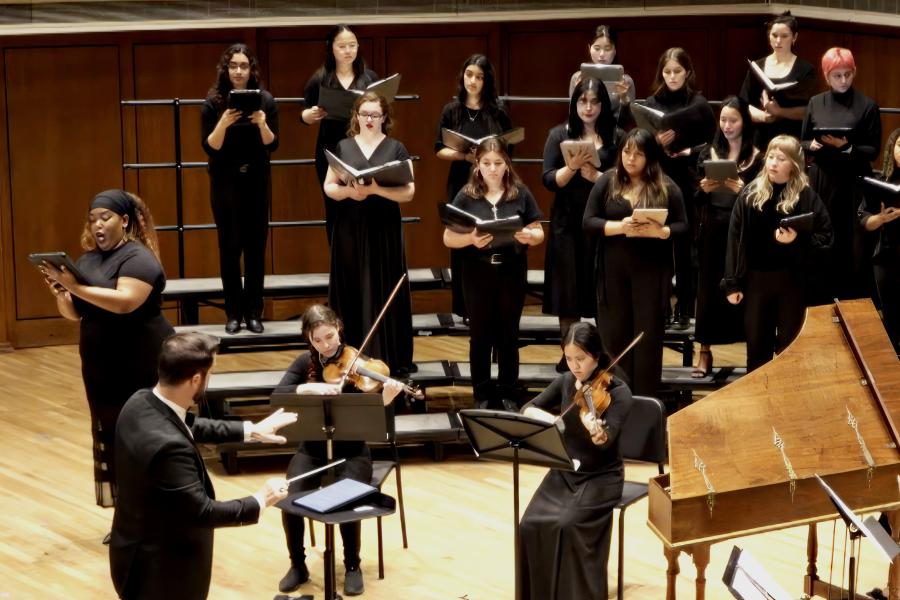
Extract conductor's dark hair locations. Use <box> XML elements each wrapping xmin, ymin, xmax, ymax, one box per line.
<box><xmin>454</xmin><ymin>54</ymin><xmax>506</xmax><ymax>132</ymax></box>
<box><xmin>609</xmin><ymin>128</ymin><xmax>669</xmax><ymax>208</ymax></box>
<box><xmin>207</xmin><ymin>43</ymin><xmax>263</xmax><ymax>110</ymax></box>
<box><xmin>651</xmin><ymin>47</ymin><xmax>697</xmax><ymax>99</ymax></box>
<box><xmin>711</xmin><ymin>96</ymin><xmax>756</xmax><ymax>167</ymax></box>
<box><xmin>767</xmin><ymin>10</ymin><xmax>799</xmax><ymax>34</ymax></box>
<box><xmin>158</xmin><ymin>332</ymin><xmax>219</xmax><ymax>386</ymax></box>
<box><xmin>591</xmin><ymin>24</ymin><xmax>619</xmax><ymax>50</ymax></box>
<box><xmin>319</xmin><ymin>24</ymin><xmax>367</xmax><ymax>87</ymax></box>
<box><xmin>567</xmin><ymin>76</ymin><xmax>615</xmax><ymax>145</ymax></box>
<box><xmin>562</xmin><ymin>322</ymin><xmax>612</xmax><ymax>369</ymax></box>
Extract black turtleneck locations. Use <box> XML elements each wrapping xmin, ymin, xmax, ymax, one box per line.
<box><xmin>801</xmin><ymin>86</ymin><xmax>881</xmax><ymax>172</ymax></box>
<box><xmin>746</xmin><ymin>183</ymin><xmax>794</xmax><ymax>271</ymax></box>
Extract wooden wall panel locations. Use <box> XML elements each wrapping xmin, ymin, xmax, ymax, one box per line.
<box><xmin>6</xmin><ymin>45</ymin><xmax>123</xmax><ymax>320</ymax></box>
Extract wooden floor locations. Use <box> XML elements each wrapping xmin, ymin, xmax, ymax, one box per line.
<box><xmin>0</xmin><ymin>333</ymin><xmax>892</xmax><ymax>599</ymax></box>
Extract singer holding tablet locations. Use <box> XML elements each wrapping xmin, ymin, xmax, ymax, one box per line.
<box><xmin>519</xmin><ymin>322</ymin><xmax>633</xmax><ymax>600</ymax></box>
<box><xmin>435</xmin><ymin>54</ymin><xmax>512</xmax><ymax>320</ymax></box>
<box><xmin>583</xmin><ymin>129</ymin><xmax>687</xmax><ymax>397</ymax></box>
<box><xmin>568</xmin><ymin>25</ymin><xmax>635</xmax><ymax>124</ymax></box>
<box><xmin>693</xmin><ymin>97</ymin><xmax>761</xmax><ymax>377</ymax></box>
<box><xmin>40</xmin><ymin>190</ymin><xmax>174</xmax><ymax>515</ymax></box>
<box><xmin>722</xmin><ymin>135</ymin><xmax>832</xmax><ymax>371</ymax></box>
<box><xmin>303</xmin><ymin>24</ymin><xmax>379</xmax><ymax>244</ymax></box>
<box><xmin>644</xmin><ymin>47</ymin><xmax>715</xmax><ymax>330</ymax></box>
<box><xmin>739</xmin><ymin>11</ymin><xmax>817</xmax><ymax>149</ymax></box>
<box><xmin>802</xmin><ymin>47</ymin><xmax>881</xmax><ymax>302</ymax></box>
<box><xmin>201</xmin><ymin>43</ymin><xmax>278</xmax><ymax>335</ymax></box>
<box><xmin>324</xmin><ymin>92</ymin><xmax>415</xmax><ymax>376</ymax></box>
<box><xmin>273</xmin><ymin>304</ymin><xmax>403</xmax><ymax>597</ymax></box>
<box><xmin>859</xmin><ymin>129</ymin><xmax>900</xmax><ymax>353</ymax></box>
<box><xmin>542</xmin><ymin>77</ymin><xmax>619</xmax><ymax>369</ymax></box>
<box><xmin>443</xmin><ymin>138</ymin><xmax>543</xmax><ymax>410</ymax></box>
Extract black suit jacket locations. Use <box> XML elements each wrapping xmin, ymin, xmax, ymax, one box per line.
<box><xmin>109</xmin><ymin>388</ymin><xmax>260</xmax><ymax>600</ymax></box>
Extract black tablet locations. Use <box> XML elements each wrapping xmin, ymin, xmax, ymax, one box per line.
<box><xmin>28</xmin><ymin>252</ymin><xmax>87</xmax><ymax>283</ymax></box>
<box><xmin>227</xmin><ymin>89</ymin><xmax>262</xmax><ymax>117</ymax></box>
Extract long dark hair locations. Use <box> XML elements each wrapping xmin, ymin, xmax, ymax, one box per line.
<box><xmin>300</xmin><ymin>304</ymin><xmax>344</xmax><ymax>379</ymax></box>
<box><xmin>608</xmin><ymin>128</ymin><xmax>669</xmax><ymax>208</ymax></box>
<box><xmin>566</xmin><ymin>76</ymin><xmax>614</xmax><ymax>144</ymax></box>
<box><xmin>453</xmin><ymin>54</ymin><xmax>506</xmax><ymax>132</ymax></box>
<box><xmin>318</xmin><ymin>24</ymin><xmax>368</xmax><ymax>88</ymax></box>
<box><xmin>561</xmin><ymin>322</ymin><xmax>612</xmax><ymax>371</ymax></box>
<box><xmin>207</xmin><ymin>43</ymin><xmax>263</xmax><ymax>110</ymax></box>
<box><xmin>711</xmin><ymin>96</ymin><xmax>756</xmax><ymax>167</ymax></box>
<box><xmin>462</xmin><ymin>138</ymin><xmax>523</xmax><ymax>201</ymax></box>
<box><xmin>651</xmin><ymin>47</ymin><xmax>697</xmax><ymax>100</ymax></box>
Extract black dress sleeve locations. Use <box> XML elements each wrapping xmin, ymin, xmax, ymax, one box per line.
<box><xmin>261</xmin><ymin>90</ymin><xmax>280</xmax><ymax>154</ymax></box>
<box><xmin>722</xmin><ymin>192</ymin><xmax>749</xmax><ymax>294</ymax></box>
<box><xmin>302</xmin><ymin>71</ymin><xmax>322</xmax><ymax>124</ymax></box>
<box><xmin>118</xmin><ymin>246</ymin><xmax>165</xmax><ymax>286</ymax></box>
<box><xmin>518</xmin><ymin>186</ymin><xmax>543</xmax><ymax>224</ymax></box>
<box><xmin>802</xmin><ymin>186</ymin><xmax>834</xmax><ymax>257</ymax></box>
<box><xmin>542</xmin><ymin>125</ymin><xmax>567</xmax><ymax>192</ymax></box>
<box><xmin>583</xmin><ymin>172</ymin><xmax>613</xmax><ymax>234</ymax></box>
<box><xmin>435</xmin><ymin>102</ymin><xmax>456</xmax><ymax>153</ymax></box>
<box><xmin>274</xmin><ymin>352</ymin><xmax>313</xmax><ymax>394</ymax></box>
<box><xmin>526</xmin><ymin>374</ymin><xmax>567</xmax><ymax>411</ymax></box>
<box><xmin>664</xmin><ymin>178</ymin><xmax>688</xmax><ymax>237</ymax></box>
<box><xmin>200</xmin><ymin>98</ymin><xmax>220</xmax><ymax>157</ymax></box>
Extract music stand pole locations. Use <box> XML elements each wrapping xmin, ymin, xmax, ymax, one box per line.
<box><xmin>848</xmin><ymin>525</ymin><xmax>861</xmax><ymax>600</ymax></box>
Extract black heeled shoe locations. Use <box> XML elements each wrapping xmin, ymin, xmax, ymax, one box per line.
<box><xmin>691</xmin><ymin>349</ymin><xmax>712</xmax><ymax>379</ymax></box>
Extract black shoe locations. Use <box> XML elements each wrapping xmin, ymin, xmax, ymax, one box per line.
<box><xmin>102</xmin><ymin>531</ymin><xmax>111</xmax><ymax>545</ymax></box>
<box><xmin>225</xmin><ymin>318</ymin><xmax>241</xmax><ymax>335</ymax></box>
<box><xmin>278</xmin><ymin>563</ymin><xmax>310</xmax><ymax>593</ymax></box>
<box><xmin>245</xmin><ymin>316</ymin><xmax>264</xmax><ymax>334</ymax></box>
<box><xmin>344</xmin><ymin>566</ymin><xmax>364</xmax><ymax>596</ymax></box>
<box><xmin>670</xmin><ymin>315</ymin><xmax>690</xmax><ymax>331</ymax></box>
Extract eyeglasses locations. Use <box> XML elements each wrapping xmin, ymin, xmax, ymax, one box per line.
<box><xmin>358</xmin><ymin>112</ymin><xmax>384</xmax><ymax>121</ymax></box>
<box><xmin>228</xmin><ymin>62</ymin><xmax>251</xmax><ymax>72</ymax></box>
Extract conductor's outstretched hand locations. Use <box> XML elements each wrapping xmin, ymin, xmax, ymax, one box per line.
<box><xmin>249</xmin><ymin>408</ymin><xmax>298</xmax><ymax>444</ymax></box>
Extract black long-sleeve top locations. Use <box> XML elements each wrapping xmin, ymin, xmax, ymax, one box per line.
<box><xmin>722</xmin><ymin>184</ymin><xmax>833</xmax><ymax>294</ymax></box>
<box><xmin>644</xmin><ymin>89</ymin><xmax>715</xmax><ymax>155</ymax></box>
<box><xmin>303</xmin><ymin>68</ymin><xmax>379</xmax><ymax>158</ymax></box>
<box><xmin>801</xmin><ymin>87</ymin><xmax>881</xmax><ymax>175</ymax></box>
<box><xmin>858</xmin><ymin>169</ymin><xmax>900</xmax><ymax>264</ymax></box>
<box><xmin>200</xmin><ymin>90</ymin><xmax>279</xmax><ymax>169</ymax></box>
<box><xmin>739</xmin><ymin>57</ymin><xmax>817</xmax><ymax>146</ymax></box>
<box><xmin>524</xmin><ymin>373</ymin><xmax>633</xmax><ymax>476</ymax></box>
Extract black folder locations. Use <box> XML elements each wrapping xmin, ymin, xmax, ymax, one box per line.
<box><xmin>292</xmin><ymin>478</ymin><xmax>378</xmax><ymax>513</ymax></box>
<box><xmin>317</xmin><ymin>73</ymin><xmax>401</xmax><ymax>121</ymax></box>
<box><xmin>703</xmin><ymin>159</ymin><xmax>739</xmax><ymax>182</ymax></box>
<box><xmin>28</xmin><ymin>252</ymin><xmax>87</xmax><ymax>283</ymax></box>
<box><xmin>324</xmin><ymin>150</ymin><xmax>414</xmax><ymax>187</ymax></box>
<box><xmin>631</xmin><ymin>102</ymin><xmax>713</xmax><ymax>152</ymax></box>
<box><xmin>812</xmin><ymin>126</ymin><xmax>853</xmax><ymax>140</ymax></box>
<box><xmin>439</xmin><ymin>203</ymin><xmax>523</xmax><ymax>247</ymax></box>
<box><xmin>441</xmin><ymin>127</ymin><xmax>525</xmax><ymax>154</ymax></box>
<box><xmin>779</xmin><ymin>212</ymin><xmax>814</xmax><ymax>234</ymax></box>
<box><xmin>227</xmin><ymin>89</ymin><xmax>262</xmax><ymax>117</ymax></box>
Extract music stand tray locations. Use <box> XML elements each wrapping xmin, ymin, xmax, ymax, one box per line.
<box><xmin>458</xmin><ymin>409</ymin><xmax>577</xmax><ymax>600</ymax></box>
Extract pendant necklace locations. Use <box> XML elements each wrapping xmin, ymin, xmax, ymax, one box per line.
<box><xmin>466</xmin><ymin>107</ymin><xmax>479</xmax><ymax>122</ymax></box>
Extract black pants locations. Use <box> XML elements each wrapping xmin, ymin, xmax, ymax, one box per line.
<box><xmin>743</xmin><ymin>270</ymin><xmax>806</xmax><ymax>372</ymax></box>
<box><xmin>209</xmin><ymin>165</ymin><xmax>270</xmax><ymax>319</ymax></box>
<box><xmin>462</xmin><ymin>254</ymin><xmax>527</xmax><ymax>405</ymax></box>
<box><xmin>875</xmin><ymin>261</ymin><xmax>900</xmax><ymax>353</ymax></box>
<box><xmin>282</xmin><ymin>442</ymin><xmax>372</xmax><ymax>569</ymax></box>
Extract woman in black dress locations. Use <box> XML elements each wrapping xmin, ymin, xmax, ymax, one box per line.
<box><xmin>644</xmin><ymin>47</ymin><xmax>715</xmax><ymax>329</ymax></box>
<box><xmin>324</xmin><ymin>92</ymin><xmax>415</xmax><ymax>375</ymax></box>
<box><xmin>583</xmin><ymin>128</ymin><xmax>687</xmax><ymax>397</ymax></box>
<box><xmin>442</xmin><ymin>138</ymin><xmax>544</xmax><ymax>410</ymax></box>
<box><xmin>723</xmin><ymin>135</ymin><xmax>833</xmax><ymax>371</ymax></box>
<box><xmin>303</xmin><ymin>25</ymin><xmax>379</xmax><ymax>244</ymax></box>
<box><xmin>274</xmin><ymin>304</ymin><xmax>403</xmax><ymax>597</ymax></box>
<box><xmin>435</xmin><ymin>54</ymin><xmax>512</xmax><ymax>319</ymax></box>
<box><xmin>202</xmin><ymin>43</ymin><xmax>279</xmax><ymax>335</ymax></box>
<box><xmin>739</xmin><ymin>11</ymin><xmax>817</xmax><ymax>150</ymax></box>
<box><xmin>568</xmin><ymin>24</ymin><xmax>635</xmax><ymax>125</ymax></box>
<box><xmin>859</xmin><ymin>128</ymin><xmax>900</xmax><ymax>353</ymax></box>
<box><xmin>519</xmin><ymin>322</ymin><xmax>633</xmax><ymax>600</ymax></box>
<box><xmin>542</xmin><ymin>77</ymin><xmax>618</xmax><ymax>363</ymax></box>
<box><xmin>41</xmin><ymin>190</ymin><xmax>174</xmax><ymax>514</ymax></box>
<box><xmin>693</xmin><ymin>96</ymin><xmax>761</xmax><ymax>377</ymax></box>
<box><xmin>802</xmin><ymin>47</ymin><xmax>881</xmax><ymax>303</ymax></box>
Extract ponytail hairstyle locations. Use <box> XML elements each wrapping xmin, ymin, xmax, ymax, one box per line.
<box><xmin>81</xmin><ymin>190</ymin><xmax>160</xmax><ymax>259</ymax></box>
<box><xmin>767</xmin><ymin>10</ymin><xmax>799</xmax><ymax>36</ymax></box>
<box><xmin>462</xmin><ymin>137</ymin><xmax>523</xmax><ymax>201</ymax></box>
<box><xmin>608</xmin><ymin>128</ymin><xmax>668</xmax><ymax>209</ymax></box>
<box><xmin>590</xmin><ymin>25</ymin><xmax>620</xmax><ymax>64</ymax></box>
<box><xmin>561</xmin><ymin>322</ymin><xmax>612</xmax><ymax>371</ymax></box>
<box><xmin>207</xmin><ymin>43</ymin><xmax>263</xmax><ymax>110</ymax></box>
<box><xmin>745</xmin><ymin>135</ymin><xmax>808</xmax><ymax>214</ymax></box>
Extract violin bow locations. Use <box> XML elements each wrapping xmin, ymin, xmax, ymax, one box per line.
<box><xmin>560</xmin><ymin>331</ymin><xmax>645</xmax><ymax>419</ymax></box>
<box><xmin>338</xmin><ymin>272</ymin><xmax>408</xmax><ymax>388</ymax></box>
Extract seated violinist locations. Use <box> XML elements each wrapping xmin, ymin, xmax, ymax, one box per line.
<box><xmin>518</xmin><ymin>322</ymin><xmax>633</xmax><ymax>600</ymax></box>
<box><xmin>273</xmin><ymin>303</ymin><xmax>404</xmax><ymax>597</ymax></box>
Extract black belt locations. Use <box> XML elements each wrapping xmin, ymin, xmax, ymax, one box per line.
<box><xmin>476</xmin><ymin>252</ymin><xmax>516</xmax><ymax>265</ymax></box>
<box><xmin>237</xmin><ymin>163</ymin><xmax>250</xmax><ymax>173</ymax></box>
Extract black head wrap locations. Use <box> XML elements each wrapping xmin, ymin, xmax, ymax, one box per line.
<box><xmin>90</xmin><ymin>189</ymin><xmax>136</xmax><ymax>223</ymax></box>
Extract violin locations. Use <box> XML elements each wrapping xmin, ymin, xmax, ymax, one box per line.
<box><xmin>322</xmin><ymin>345</ymin><xmax>424</xmax><ymax>401</ymax></box>
<box><xmin>573</xmin><ymin>370</ymin><xmax>613</xmax><ymax>421</ymax></box>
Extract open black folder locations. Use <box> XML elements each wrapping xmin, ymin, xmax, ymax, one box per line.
<box><xmin>439</xmin><ymin>203</ymin><xmax>523</xmax><ymax>247</ymax></box>
<box><xmin>630</xmin><ymin>102</ymin><xmax>714</xmax><ymax>152</ymax></box>
<box><xmin>317</xmin><ymin>73</ymin><xmax>401</xmax><ymax>121</ymax></box>
<box><xmin>441</xmin><ymin>127</ymin><xmax>524</xmax><ymax>154</ymax></box>
<box><xmin>324</xmin><ymin>150</ymin><xmax>414</xmax><ymax>187</ymax></box>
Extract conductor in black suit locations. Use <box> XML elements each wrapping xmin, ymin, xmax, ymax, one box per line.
<box><xmin>109</xmin><ymin>332</ymin><xmax>297</xmax><ymax>600</ymax></box>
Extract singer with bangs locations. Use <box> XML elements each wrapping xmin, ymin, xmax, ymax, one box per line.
<box><xmin>583</xmin><ymin>128</ymin><xmax>687</xmax><ymax>397</ymax></box>
<box><xmin>541</xmin><ymin>76</ymin><xmax>620</xmax><ymax>369</ymax></box>
<box><xmin>722</xmin><ymin>135</ymin><xmax>832</xmax><ymax>371</ymax></box>
<box><xmin>40</xmin><ymin>190</ymin><xmax>175</xmax><ymax>514</ymax></box>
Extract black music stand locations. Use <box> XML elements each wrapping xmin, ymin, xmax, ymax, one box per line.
<box><xmin>458</xmin><ymin>409</ymin><xmax>577</xmax><ymax>600</ymax></box>
<box><xmin>723</xmin><ymin>546</ymin><xmax>795</xmax><ymax>600</ymax></box>
<box><xmin>270</xmin><ymin>393</ymin><xmax>391</xmax><ymax>600</ymax></box>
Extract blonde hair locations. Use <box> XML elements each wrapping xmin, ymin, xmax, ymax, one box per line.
<box><xmin>745</xmin><ymin>135</ymin><xmax>807</xmax><ymax>214</ymax></box>
<box><xmin>80</xmin><ymin>192</ymin><xmax>160</xmax><ymax>258</ymax></box>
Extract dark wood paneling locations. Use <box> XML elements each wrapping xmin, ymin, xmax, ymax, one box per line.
<box><xmin>6</xmin><ymin>45</ymin><xmax>123</xmax><ymax>320</ymax></box>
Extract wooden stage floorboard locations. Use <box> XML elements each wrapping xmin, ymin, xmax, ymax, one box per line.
<box><xmin>0</xmin><ymin>338</ymin><xmax>891</xmax><ymax>599</ymax></box>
